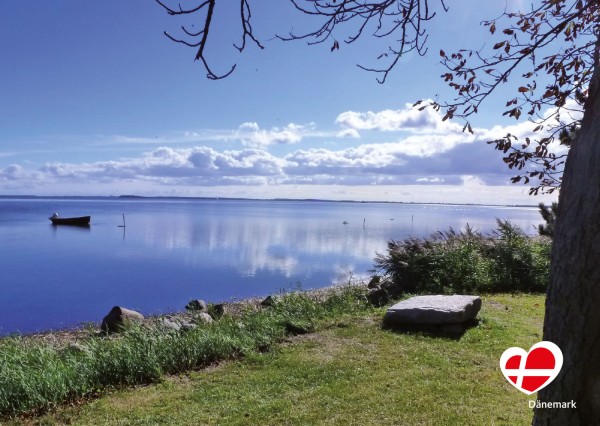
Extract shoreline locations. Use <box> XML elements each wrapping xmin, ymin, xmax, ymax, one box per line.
<box><xmin>1</xmin><ymin>283</ymin><xmax>368</xmax><ymax>345</ymax></box>
<box><xmin>0</xmin><ymin>194</ymin><xmax>541</xmax><ymax>208</ymax></box>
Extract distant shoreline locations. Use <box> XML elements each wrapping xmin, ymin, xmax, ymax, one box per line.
<box><xmin>0</xmin><ymin>194</ymin><xmax>540</xmax><ymax>208</ymax></box>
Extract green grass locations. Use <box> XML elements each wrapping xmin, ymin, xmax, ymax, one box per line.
<box><xmin>23</xmin><ymin>294</ymin><xmax>545</xmax><ymax>426</ymax></box>
<box><xmin>0</xmin><ymin>286</ymin><xmax>369</xmax><ymax>420</ymax></box>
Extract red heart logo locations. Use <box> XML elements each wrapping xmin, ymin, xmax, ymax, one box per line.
<box><xmin>500</xmin><ymin>341</ymin><xmax>563</xmax><ymax>395</ymax></box>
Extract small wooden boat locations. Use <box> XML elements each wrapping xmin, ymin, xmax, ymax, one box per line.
<box><xmin>49</xmin><ymin>215</ymin><xmax>91</xmax><ymax>226</ymax></box>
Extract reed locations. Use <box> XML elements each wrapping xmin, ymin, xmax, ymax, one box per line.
<box><xmin>374</xmin><ymin>220</ymin><xmax>551</xmax><ymax>294</ymax></box>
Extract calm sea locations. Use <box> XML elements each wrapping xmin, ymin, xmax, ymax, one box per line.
<box><xmin>0</xmin><ymin>197</ymin><xmax>543</xmax><ymax>335</ymax></box>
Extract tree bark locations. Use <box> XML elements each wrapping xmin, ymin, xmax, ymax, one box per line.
<box><xmin>533</xmin><ymin>39</ymin><xmax>600</xmax><ymax>424</ymax></box>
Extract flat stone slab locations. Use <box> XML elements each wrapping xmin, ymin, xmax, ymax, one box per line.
<box><xmin>383</xmin><ymin>295</ymin><xmax>482</xmax><ymax>327</ymax></box>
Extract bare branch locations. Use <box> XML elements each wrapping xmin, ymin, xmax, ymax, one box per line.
<box><xmin>155</xmin><ymin>0</ymin><xmax>210</xmax><ymax>16</ymax></box>
<box><xmin>234</xmin><ymin>0</ymin><xmax>265</xmax><ymax>53</ymax></box>
<box><xmin>156</xmin><ymin>0</ymin><xmax>263</xmax><ymax>79</ymax></box>
<box><xmin>277</xmin><ymin>0</ymin><xmax>444</xmax><ymax>83</ymax></box>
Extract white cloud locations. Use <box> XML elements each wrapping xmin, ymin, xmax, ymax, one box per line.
<box><xmin>235</xmin><ymin>122</ymin><xmax>312</xmax><ymax>148</ymax></box>
<box><xmin>335</xmin><ymin>102</ymin><xmax>463</xmax><ymax>134</ymax></box>
<box><xmin>334</xmin><ymin>102</ymin><xmax>486</xmax><ymax>158</ymax></box>
<box><xmin>416</xmin><ymin>177</ymin><xmax>445</xmax><ymax>183</ymax></box>
<box><xmin>336</xmin><ymin>128</ymin><xmax>361</xmax><ymax>139</ymax></box>
<box><xmin>89</xmin><ymin>121</ymin><xmax>341</xmax><ymax>150</ymax></box>
<box><xmin>392</xmin><ymin>133</ymin><xmax>478</xmax><ymax>157</ymax></box>
<box><xmin>285</xmin><ymin>144</ymin><xmax>406</xmax><ymax>173</ymax></box>
<box><xmin>460</xmin><ymin>175</ymin><xmax>487</xmax><ymax>186</ymax></box>
<box><xmin>4</xmin><ymin>125</ymin><xmax>541</xmax><ymax>192</ymax></box>
<box><xmin>481</xmin><ymin>99</ymin><xmax>581</xmax><ymax>160</ymax></box>
<box><xmin>36</xmin><ymin>146</ymin><xmax>287</xmax><ymax>187</ymax></box>
<box><xmin>1</xmin><ymin>103</ymin><xmax>567</xmax><ymax>205</ymax></box>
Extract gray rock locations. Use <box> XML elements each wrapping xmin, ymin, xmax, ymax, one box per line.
<box><xmin>383</xmin><ymin>295</ymin><xmax>481</xmax><ymax>327</ymax></box>
<box><xmin>366</xmin><ymin>287</ymin><xmax>389</xmax><ymax>307</ymax></box>
<box><xmin>195</xmin><ymin>312</ymin><xmax>214</xmax><ymax>324</ymax></box>
<box><xmin>101</xmin><ymin>306</ymin><xmax>144</xmax><ymax>333</ymax></box>
<box><xmin>209</xmin><ymin>303</ymin><xmax>225</xmax><ymax>319</ymax></box>
<box><xmin>180</xmin><ymin>321</ymin><xmax>197</xmax><ymax>331</ymax></box>
<box><xmin>159</xmin><ymin>317</ymin><xmax>182</xmax><ymax>331</ymax></box>
<box><xmin>185</xmin><ymin>299</ymin><xmax>207</xmax><ymax>311</ymax></box>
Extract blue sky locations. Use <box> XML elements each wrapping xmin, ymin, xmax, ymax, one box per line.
<box><xmin>0</xmin><ymin>0</ymin><xmax>559</xmax><ymax>204</ymax></box>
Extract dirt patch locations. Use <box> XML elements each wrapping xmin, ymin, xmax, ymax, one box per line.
<box><xmin>278</xmin><ymin>316</ymin><xmax>379</xmax><ymax>363</ymax></box>
<box><xmin>487</xmin><ymin>300</ymin><xmax>508</xmax><ymax>310</ymax></box>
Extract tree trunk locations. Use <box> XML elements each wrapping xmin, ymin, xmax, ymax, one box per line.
<box><xmin>533</xmin><ymin>44</ymin><xmax>600</xmax><ymax>424</ymax></box>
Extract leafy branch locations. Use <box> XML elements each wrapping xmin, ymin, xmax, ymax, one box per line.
<box><xmin>432</xmin><ymin>0</ymin><xmax>598</xmax><ymax>193</ymax></box>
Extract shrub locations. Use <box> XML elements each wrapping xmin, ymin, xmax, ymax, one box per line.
<box><xmin>487</xmin><ymin>220</ymin><xmax>549</xmax><ymax>292</ymax></box>
<box><xmin>374</xmin><ymin>220</ymin><xmax>550</xmax><ymax>295</ymax></box>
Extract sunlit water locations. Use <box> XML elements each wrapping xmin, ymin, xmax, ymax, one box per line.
<box><xmin>0</xmin><ymin>197</ymin><xmax>543</xmax><ymax>335</ymax></box>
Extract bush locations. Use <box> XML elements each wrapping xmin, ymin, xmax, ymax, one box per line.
<box><xmin>374</xmin><ymin>220</ymin><xmax>550</xmax><ymax>295</ymax></box>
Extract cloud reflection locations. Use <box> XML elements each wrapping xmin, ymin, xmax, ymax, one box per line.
<box><xmin>117</xmin><ymin>202</ymin><xmax>543</xmax><ymax>282</ymax></box>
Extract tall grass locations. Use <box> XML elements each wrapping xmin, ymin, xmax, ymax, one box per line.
<box><xmin>0</xmin><ymin>285</ymin><xmax>369</xmax><ymax>418</ymax></box>
<box><xmin>374</xmin><ymin>220</ymin><xmax>551</xmax><ymax>294</ymax></box>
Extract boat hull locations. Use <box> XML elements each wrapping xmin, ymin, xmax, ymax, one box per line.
<box><xmin>49</xmin><ymin>216</ymin><xmax>91</xmax><ymax>226</ymax></box>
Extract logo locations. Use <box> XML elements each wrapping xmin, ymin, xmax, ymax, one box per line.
<box><xmin>500</xmin><ymin>341</ymin><xmax>563</xmax><ymax>395</ymax></box>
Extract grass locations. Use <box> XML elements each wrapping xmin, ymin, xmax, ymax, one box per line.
<box><xmin>0</xmin><ymin>286</ymin><xmax>369</xmax><ymax>420</ymax></box>
<box><xmin>19</xmin><ymin>293</ymin><xmax>545</xmax><ymax>425</ymax></box>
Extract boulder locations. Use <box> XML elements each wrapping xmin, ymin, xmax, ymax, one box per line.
<box><xmin>181</xmin><ymin>321</ymin><xmax>197</xmax><ymax>331</ymax></box>
<box><xmin>209</xmin><ymin>303</ymin><xmax>225</xmax><ymax>319</ymax></box>
<box><xmin>366</xmin><ymin>287</ymin><xmax>389</xmax><ymax>307</ymax></box>
<box><xmin>260</xmin><ymin>295</ymin><xmax>276</xmax><ymax>307</ymax></box>
<box><xmin>101</xmin><ymin>306</ymin><xmax>144</xmax><ymax>333</ymax></box>
<box><xmin>186</xmin><ymin>299</ymin><xmax>207</xmax><ymax>311</ymax></box>
<box><xmin>383</xmin><ymin>295</ymin><xmax>482</xmax><ymax>327</ymax></box>
<box><xmin>158</xmin><ymin>317</ymin><xmax>182</xmax><ymax>332</ymax></box>
<box><xmin>195</xmin><ymin>312</ymin><xmax>214</xmax><ymax>324</ymax></box>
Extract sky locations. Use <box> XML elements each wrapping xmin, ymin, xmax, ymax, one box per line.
<box><xmin>0</xmin><ymin>0</ymin><xmax>561</xmax><ymax>205</ymax></box>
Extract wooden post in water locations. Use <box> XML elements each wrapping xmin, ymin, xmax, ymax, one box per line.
<box><xmin>118</xmin><ymin>214</ymin><xmax>126</xmax><ymax>228</ymax></box>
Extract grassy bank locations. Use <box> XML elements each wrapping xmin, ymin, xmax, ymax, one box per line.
<box><xmin>0</xmin><ymin>286</ymin><xmax>369</xmax><ymax>419</ymax></box>
<box><xmin>26</xmin><ymin>294</ymin><xmax>544</xmax><ymax>425</ymax></box>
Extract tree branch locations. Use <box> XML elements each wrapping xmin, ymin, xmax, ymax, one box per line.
<box><xmin>156</xmin><ymin>0</ymin><xmax>263</xmax><ymax>79</ymax></box>
<box><xmin>277</xmin><ymin>0</ymin><xmax>444</xmax><ymax>83</ymax></box>
<box><xmin>434</xmin><ymin>0</ymin><xmax>598</xmax><ymax>193</ymax></box>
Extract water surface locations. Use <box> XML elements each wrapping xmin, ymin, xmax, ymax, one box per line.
<box><xmin>0</xmin><ymin>197</ymin><xmax>543</xmax><ymax>335</ymax></box>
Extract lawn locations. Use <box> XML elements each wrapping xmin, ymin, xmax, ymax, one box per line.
<box><xmin>22</xmin><ymin>294</ymin><xmax>544</xmax><ymax>425</ymax></box>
